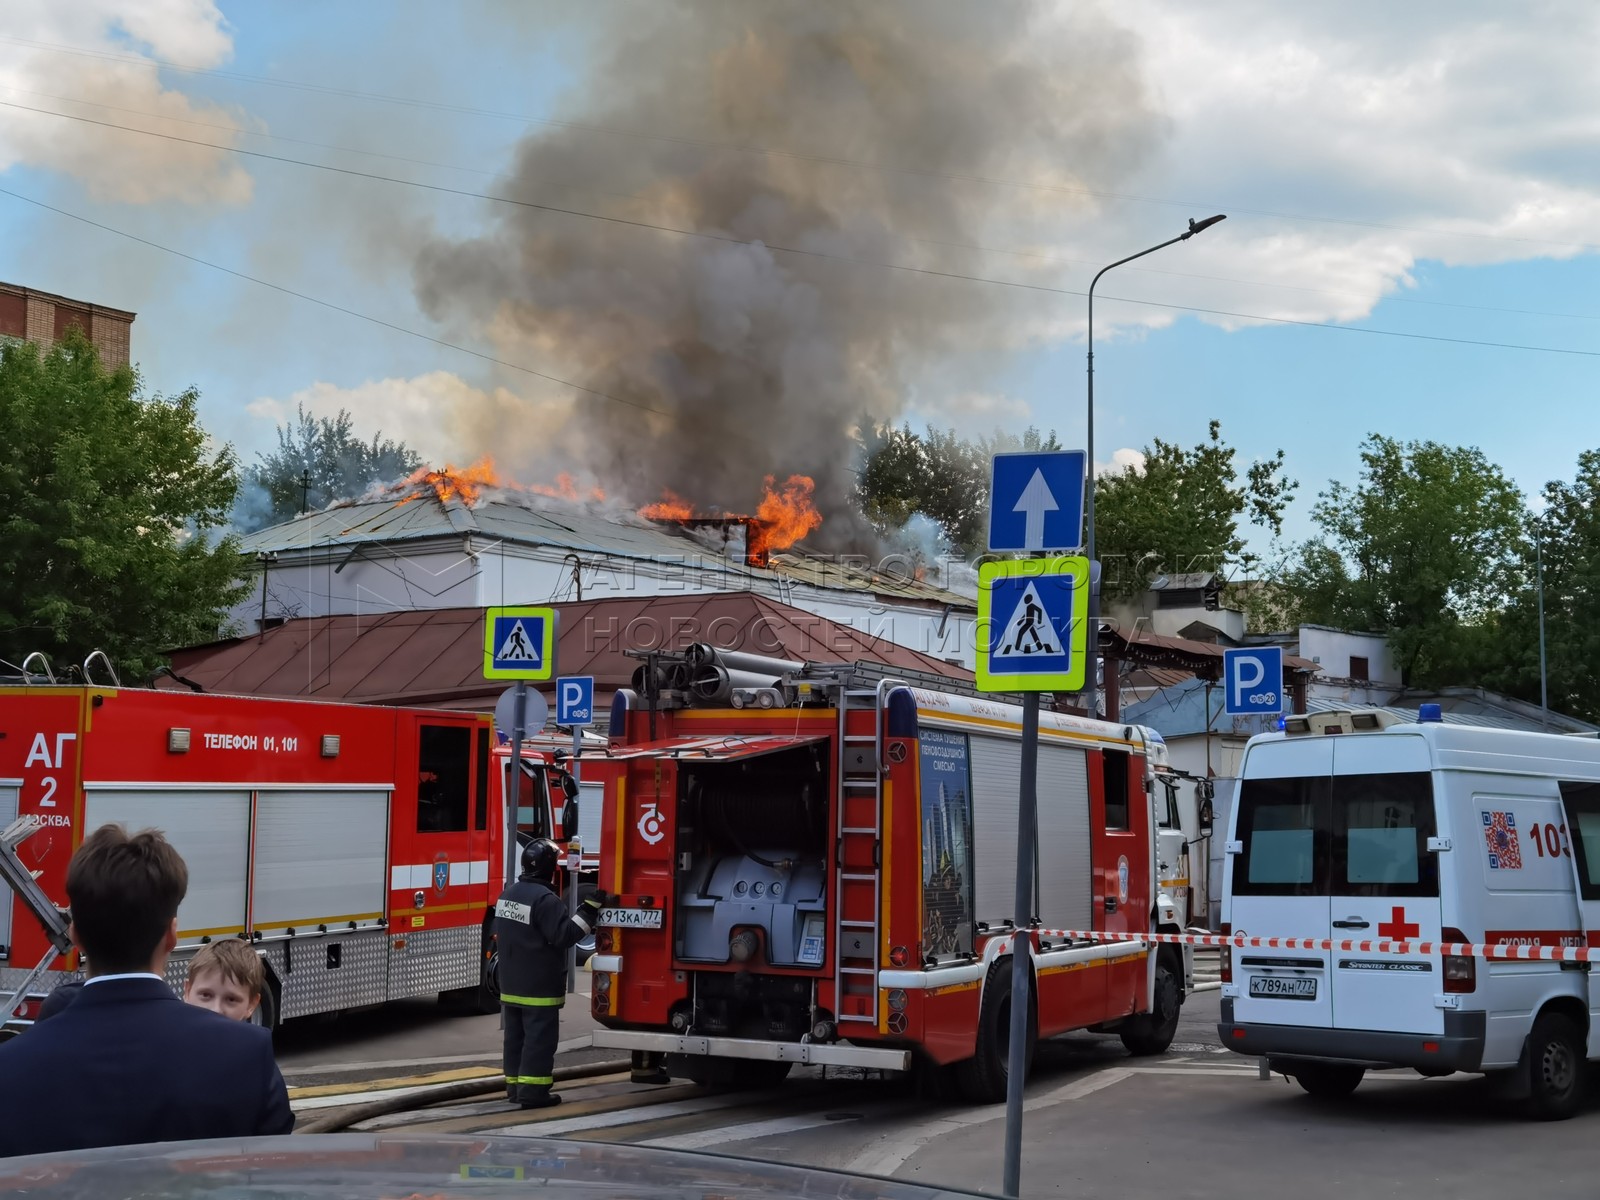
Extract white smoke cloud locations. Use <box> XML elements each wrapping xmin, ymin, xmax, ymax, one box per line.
<box><xmin>0</xmin><ymin>1</ymin><xmax>252</xmax><ymax>205</ymax></box>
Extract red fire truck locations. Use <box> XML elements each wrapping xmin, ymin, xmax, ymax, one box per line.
<box><xmin>0</xmin><ymin>682</ymin><xmax>584</xmax><ymax>1032</ymax></box>
<box><xmin>583</xmin><ymin>649</ymin><xmax>1191</xmax><ymax>1101</ymax></box>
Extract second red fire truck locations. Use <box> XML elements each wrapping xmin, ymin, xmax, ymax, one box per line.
<box><xmin>584</xmin><ymin>647</ymin><xmax>1193</xmax><ymax>1100</ymax></box>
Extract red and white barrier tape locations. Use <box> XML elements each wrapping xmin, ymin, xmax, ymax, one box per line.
<box><xmin>1023</xmin><ymin>928</ymin><xmax>1596</xmax><ymax>963</ymax></box>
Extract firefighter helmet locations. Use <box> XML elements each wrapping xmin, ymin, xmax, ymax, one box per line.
<box><xmin>520</xmin><ymin>837</ymin><xmax>560</xmax><ymax>882</ymax></box>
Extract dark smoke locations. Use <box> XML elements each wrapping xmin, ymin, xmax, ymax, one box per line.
<box><xmin>413</xmin><ymin>0</ymin><xmax>1158</xmax><ymax>549</ymax></box>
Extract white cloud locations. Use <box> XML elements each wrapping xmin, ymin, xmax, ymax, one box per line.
<box><xmin>0</xmin><ymin>1</ymin><xmax>252</xmax><ymax>204</ymax></box>
<box><xmin>248</xmin><ymin>370</ymin><xmax>587</xmax><ymax>478</ymax></box>
<box><xmin>1097</xmin><ymin>448</ymin><xmax>1147</xmax><ymax>477</ymax></box>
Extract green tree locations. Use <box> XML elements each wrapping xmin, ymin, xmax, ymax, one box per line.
<box><xmin>238</xmin><ymin>403</ymin><xmax>421</xmax><ymax>531</ymax></box>
<box><xmin>1286</xmin><ymin>433</ymin><xmax>1525</xmax><ymax>686</ymax></box>
<box><xmin>1480</xmin><ymin>453</ymin><xmax>1600</xmax><ymax>721</ymax></box>
<box><xmin>1094</xmin><ymin>420</ymin><xmax>1296</xmax><ymax>601</ymax></box>
<box><xmin>855</xmin><ymin>422</ymin><xmax>1060</xmax><ymax>557</ymax></box>
<box><xmin>0</xmin><ymin>330</ymin><xmax>250</xmax><ymax>680</ymax></box>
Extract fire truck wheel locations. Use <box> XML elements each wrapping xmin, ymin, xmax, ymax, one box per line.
<box><xmin>1119</xmin><ymin>956</ymin><xmax>1181</xmax><ymax>1057</ymax></box>
<box><xmin>250</xmin><ymin>980</ymin><xmax>279</xmax><ymax>1033</ymax></box>
<box><xmin>1291</xmin><ymin>1063</ymin><xmax>1364</xmax><ymax>1099</ymax></box>
<box><xmin>1525</xmin><ymin>1011</ymin><xmax>1586</xmax><ymax>1121</ymax></box>
<box><xmin>954</xmin><ymin>961</ymin><xmax>1037</xmax><ymax>1105</ymax></box>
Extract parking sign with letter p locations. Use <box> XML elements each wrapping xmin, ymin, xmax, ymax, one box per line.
<box><xmin>1223</xmin><ymin>646</ymin><xmax>1284</xmax><ymax>716</ymax></box>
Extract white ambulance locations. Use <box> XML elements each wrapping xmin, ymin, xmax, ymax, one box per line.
<box><xmin>1218</xmin><ymin>705</ymin><xmax>1600</xmax><ymax>1120</ymax></box>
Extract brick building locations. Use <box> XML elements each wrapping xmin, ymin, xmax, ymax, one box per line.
<box><xmin>0</xmin><ymin>281</ymin><xmax>134</xmax><ymax>367</ymax></box>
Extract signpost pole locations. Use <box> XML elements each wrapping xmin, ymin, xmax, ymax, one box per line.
<box><xmin>1002</xmin><ymin>689</ymin><xmax>1040</xmax><ymax>1198</ymax></box>
<box><xmin>508</xmin><ymin>681</ymin><xmax>527</xmax><ymax>892</ymax></box>
<box><xmin>567</xmin><ymin>720</ymin><xmax>581</xmax><ymax>995</ymax></box>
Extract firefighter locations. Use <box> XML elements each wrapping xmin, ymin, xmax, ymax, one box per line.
<box><xmin>494</xmin><ymin>838</ymin><xmax>615</xmax><ymax>1108</ymax></box>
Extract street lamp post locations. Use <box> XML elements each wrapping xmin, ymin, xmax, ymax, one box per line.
<box><xmin>1084</xmin><ymin>215</ymin><xmax>1227</xmax><ymax>715</ymax></box>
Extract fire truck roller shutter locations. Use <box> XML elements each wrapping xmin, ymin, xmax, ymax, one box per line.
<box><xmin>968</xmin><ymin>736</ymin><xmax>1024</xmax><ymax>930</ymax></box>
<box><xmin>250</xmin><ymin>789</ymin><xmax>388</xmax><ymax>929</ymax></box>
<box><xmin>83</xmin><ymin>788</ymin><xmax>251</xmax><ymax>944</ymax></box>
<box><xmin>0</xmin><ymin>782</ymin><xmax>16</xmax><ymax>954</ymax></box>
<box><xmin>1036</xmin><ymin>744</ymin><xmax>1093</xmax><ymax>933</ymax></box>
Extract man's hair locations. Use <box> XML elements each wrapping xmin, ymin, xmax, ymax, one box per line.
<box><xmin>65</xmin><ymin>823</ymin><xmax>188</xmax><ymax>974</ymax></box>
<box><xmin>186</xmin><ymin>938</ymin><xmax>264</xmax><ymax>998</ymax></box>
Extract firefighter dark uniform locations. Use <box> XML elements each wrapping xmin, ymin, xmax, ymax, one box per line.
<box><xmin>494</xmin><ymin>839</ymin><xmax>612</xmax><ymax>1108</ymax></box>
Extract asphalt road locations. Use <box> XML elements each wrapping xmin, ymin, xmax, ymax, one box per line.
<box><xmin>276</xmin><ymin>981</ymin><xmax>1600</xmax><ymax>1199</ymax></box>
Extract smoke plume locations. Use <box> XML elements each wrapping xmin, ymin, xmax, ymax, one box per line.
<box><xmin>413</xmin><ymin>0</ymin><xmax>1158</xmax><ymax>548</ymax></box>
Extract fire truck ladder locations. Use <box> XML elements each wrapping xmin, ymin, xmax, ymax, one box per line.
<box><xmin>0</xmin><ymin>818</ymin><xmax>74</xmax><ymax>1026</ymax></box>
<box><xmin>832</xmin><ymin>676</ymin><xmax>896</xmax><ymax>1030</ymax></box>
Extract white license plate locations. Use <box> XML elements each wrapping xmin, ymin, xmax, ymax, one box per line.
<box><xmin>599</xmin><ymin>907</ymin><xmax>663</xmax><ymax>929</ymax></box>
<box><xmin>1249</xmin><ymin>975</ymin><xmax>1317</xmax><ymax>1000</ymax></box>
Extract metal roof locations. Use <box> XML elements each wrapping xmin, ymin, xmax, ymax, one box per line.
<box><xmin>237</xmin><ymin>491</ymin><xmax>975</xmax><ymax>609</ymax></box>
<box><xmin>1123</xmin><ymin>674</ymin><xmax>1599</xmax><ymax>739</ymax></box>
<box><xmin>164</xmin><ymin>592</ymin><xmax>974</xmax><ymax>712</ymax></box>
<box><xmin>1149</xmin><ymin>572</ymin><xmax>1219</xmax><ymax>591</ymax></box>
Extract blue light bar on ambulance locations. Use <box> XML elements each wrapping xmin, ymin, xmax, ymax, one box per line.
<box><xmin>1418</xmin><ymin>703</ymin><xmax>1444</xmax><ymax>723</ymax></box>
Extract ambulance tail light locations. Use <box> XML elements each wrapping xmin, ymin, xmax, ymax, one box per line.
<box><xmin>1219</xmin><ymin>924</ymin><xmax>1232</xmax><ymax>983</ymax></box>
<box><xmin>1442</xmin><ymin>927</ymin><xmax>1476</xmax><ymax>993</ymax></box>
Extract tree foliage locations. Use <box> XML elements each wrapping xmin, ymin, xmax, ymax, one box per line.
<box><xmin>855</xmin><ymin>422</ymin><xmax>1059</xmax><ymax>557</ymax></box>
<box><xmin>1285</xmin><ymin>433</ymin><xmax>1525</xmax><ymax>686</ymax></box>
<box><xmin>1094</xmin><ymin>420</ymin><xmax>1296</xmax><ymax>601</ymax></box>
<box><xmin>237</xmin><ymin>403</ymin><xmax>421</xmax><ymax>531</ymax></box>
<box><xmin>0</xmin><ymin>330</ymin><xmax>250</xmax><ymax>680</ymax></box>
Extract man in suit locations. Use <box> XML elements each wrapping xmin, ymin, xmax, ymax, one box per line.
<box><xmin>0</xmin><ymin>824</ymin><xmax>293</xmax><ymax>1158</ymax></box>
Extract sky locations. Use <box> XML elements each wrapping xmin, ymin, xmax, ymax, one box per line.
<box><xmin>1</xmin><ymin>0</ymin><xmax>1596</xmax><ymax>560</ymax></box>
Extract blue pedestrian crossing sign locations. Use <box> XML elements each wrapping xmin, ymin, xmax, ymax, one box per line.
<box><xmin>988</xmin><ymin>451</ymin><xmax>1086</xmax><ymax>553</ymax></box>
<box><xmin>1223</xmin><ymin>646</ymin><xmax>1283</xmax><ymax>715</ymax></box>
<box><xmin>975</xmin><ymin>557</ymin><xmax>1090</xmax><ymax>692</ymax></box>
<box><xmin>483</xmin><ymin>606</ymin><xmax>557</xmax><ymax>680</ymax></box>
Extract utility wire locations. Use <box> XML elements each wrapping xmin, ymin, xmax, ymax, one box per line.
<box><xmin>14</xmin><ymin>83</ymin><xmax>1597</xmax><ymax>327</ymax></box>
<box><xmin>0</xmin><ymin>184</ymin><xmax>676</xmax><ymax>420</ymax></box>
<box><xmin>5</xmin><ymin>101</ymin><xmax>1598</xmax><ymax>360</ymax></box>
<box><xmin>3</xmin><ymin>31</ymin><xmax>1597</xmax><ymax>256</ymax></box>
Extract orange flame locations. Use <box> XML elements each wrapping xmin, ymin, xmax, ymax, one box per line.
<box><xmin>398</xmin><ymin>456</ymin><xmax>503</xmax><ymax>506</ymax></box>
<box><xmin>639</xmin><ymin>489</ymin><xmax>696</xmax><ymax>521</ymax></box>
<box><xmin>638</xmin><ymin>475</ymin><xmax>822</xmax><ymax>565</ymax></box>
<box><xmin>530</xmin><ymin>472</ymin><xmax>606</xmax><ymax>503</ymax></box>
<box><xmin>749</xmin><ymin>474</ymin><xmax>823</xmax><ymax>558</ymax></box>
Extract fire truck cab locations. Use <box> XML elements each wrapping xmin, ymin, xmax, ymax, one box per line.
<box><xmin>0</xmin><ymin>681</ymin><xmax>585</xmax><ymax>1033</ymax></box>
<box><xmin>584</xmin><ymin>649</ymin><xmax>1189</xmax><ymax>1101</ymax></box>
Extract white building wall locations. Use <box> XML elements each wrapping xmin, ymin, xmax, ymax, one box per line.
<box><xmin>1145</xmin><ymin>605</ymin><xmax>1246</xmax><ymax>641</ymax></box>
<box><xmin>231</xmin><ymin>538</ymin><xmax>977</xmax><ymax>669</ymax></box>
<box><xmin>1298</xmin><ymin>626</ymin><xmax>1397</xmax><ymax>685</ymax></box>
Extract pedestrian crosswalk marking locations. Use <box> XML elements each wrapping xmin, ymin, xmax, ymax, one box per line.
<box><xmin>991</xmin><ymin>582</ymin><xmax>1061</xmax><ymax>660</ymax></box>
<box><xmin>496</xmin><ymin>620</ymin><xmax>541</xmax><ymax>664</ymax></box>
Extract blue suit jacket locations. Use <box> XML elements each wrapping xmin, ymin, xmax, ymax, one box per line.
<box><xmin>0</xmin><ymin>977</ymin><xmax>293</xmax><ymax>1158</ymax></box>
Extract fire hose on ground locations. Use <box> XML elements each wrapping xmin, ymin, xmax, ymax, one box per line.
<box><xmin>295</xmin><ymin>1059</ymin><xmax>633</xmax><ymax>1135</ymax></box>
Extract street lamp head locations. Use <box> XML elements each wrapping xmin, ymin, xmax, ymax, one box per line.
<box><xmin>1183</xmin><ymin>214</ymin><xmax>1227</xmax><ymax>239</ymax></box>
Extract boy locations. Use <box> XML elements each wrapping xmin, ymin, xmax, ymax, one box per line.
<box><xmin>183</xmin><ymin>938</ymin><xmax>266</xmax><ymax>1022</ymax></box>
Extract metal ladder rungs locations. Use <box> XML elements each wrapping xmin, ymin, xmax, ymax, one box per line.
<box><xmin>840</xmin><ymin>919</ymin><xmax>875</xmax><ymax>929</ymax></box>
<box><xmin>842</xmin><ymin>779</ymin><xmax>878</xmax><ymax>788</ymax></box>
<box><xmin>840</xmin><ymin>826</ymin><xmax>879</xmax><ymax>835</ymax></box>
<box><xmin>839</xmin><ymin>872</ymin><xmax>878</xmax><ymax>882</ymax></box>
<box><xmin>842</xmin><ymin>734</ymin><xmax>876</xmax><ymax>743</ymax></box>
<box><xmin>838</xmin><ymin>966</ymin><xmax>877</xmax><ymax>976</ymax></box>
<box><xmin>838</xmin><ymin>1013</ymin><xmax>876</xmax><ymax>1023</ymax></box>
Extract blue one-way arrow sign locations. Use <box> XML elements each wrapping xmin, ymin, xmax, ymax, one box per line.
<box><xmin>988</xmin><ymin>451</ymin><xmax>1086</xmax><ymax>554</ymax></box>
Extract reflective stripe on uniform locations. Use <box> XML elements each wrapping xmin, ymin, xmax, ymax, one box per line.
<box><xmin>503</xmin><ymin>993</ymin><xmax>565</xmax><ymax>1007</ymax></box>
<box><xmin>508</xmin><ymin>1074</ymin><xmax>554</xmax><ymax>1085</ymax></box>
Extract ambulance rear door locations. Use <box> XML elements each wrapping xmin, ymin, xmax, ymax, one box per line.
<box><xmin>1556</xmin><ymin>780</ymin><xmax>1600</xmax><ymax>1057</ymax></box>
<box><xmin>1227</xmin><ymin>736</ymin><xmax>1335</xmax><ymax>1029</ymax></box>
<box><xmin>1327</xmin><ymin>733</ymin><xmax>1443</xmax><ymax>1036</ymax></box>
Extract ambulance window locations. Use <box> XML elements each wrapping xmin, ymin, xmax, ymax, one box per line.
<box><xmin>1233</xmin><ymin>776</ymin><xmax>1328</xmax><ymax>896</ymax></box>
<box><xmin>474</xmin><ymin>727</ymin><xmax>490</xmax><ymax>831</ymax></box>
<box><xmin>1158</xmin><ymin>780</ymin><xmax>1182</xmax><ymax>830</ymax></box>
<box><xmin>1334</xmin><ymin>772</ymin><xmax>1437</xmax><ymax>898</ymax></box>
<box><xmin>1103</xmin><ymin>750</ymin><xmax>1130</xmax><ymax>830</ymax></box>
<box><xmin>417</xmin><ymin>725</ymin><xmax>472</xmax><ymax>833</ymax></box>
<box><xmin>1559</xmin><ymin>781</ymin><xmax>1600</xmax><ymax>900</ymax></box>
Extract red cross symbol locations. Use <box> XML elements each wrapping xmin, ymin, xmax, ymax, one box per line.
<box><xmin>1378</xmin><ymin>905</ymin><xmax>1419</xmax><ymax>941</ymax></box>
